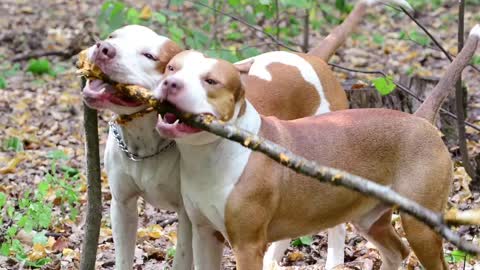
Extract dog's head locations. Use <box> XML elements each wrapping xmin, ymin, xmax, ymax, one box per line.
<box><xmin>82</xmin><ymin>25</ymin><xmax>182</xmax><ymax>114</ymax></box>
<box><xmin>154</xmin><ymin>50</ymin><xmax>250</xmax><ymax>141</ymax></box>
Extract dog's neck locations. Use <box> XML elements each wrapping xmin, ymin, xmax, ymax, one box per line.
<box><xmin>114</xmin><ymin>111</ymin><xmax>172</xmax><ymax>158</ymax></box>
<box><xmin>177</xmin><ymin>100</ymin><xmax>261</xmax><ymax>185</ymax></box>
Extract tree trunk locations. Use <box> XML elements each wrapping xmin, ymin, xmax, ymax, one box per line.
<box><xmin>343</xmin><ymin>76</ymin><xmax>457</xmax><ymax>142</ymax></box>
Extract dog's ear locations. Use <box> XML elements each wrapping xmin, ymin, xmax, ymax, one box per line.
<box><xmin>157</xmin><ymin>40</ymin><xmax>183</xmax><ymax>73</ymax></box>
<box><xmin>234</xmin><ymin>59</ymin><xmax>254</xmax><ymax>74</ymax></box>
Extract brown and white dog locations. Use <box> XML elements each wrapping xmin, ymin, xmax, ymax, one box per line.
<box><xmin>81</xmin><ymin>0</ymin><xmax>412</xmax><ymax>269</ymax></box>
<box><xmin>153</xmin><ymin>26</ymin><xmax>480</xmax><ymax>270</ymax></box>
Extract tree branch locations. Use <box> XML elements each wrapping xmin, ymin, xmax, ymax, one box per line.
<box><xmin>329</xmin><ymin>63</ymin><xmax>480</xmax><ymax>132</ymax></box>
<box><xmin>79</xmin><ymin>78</ymin><xmax>103</xmax><ymax>270</ymax></box>
<box><xmin>398</xmin><ymin>5</ymin><xmax>478</xmax><ymax>181</ymax></box>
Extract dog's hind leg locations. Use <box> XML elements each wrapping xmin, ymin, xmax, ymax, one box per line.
<box><xmin>172</xmin><ymin>208</ymin><xmax>194</xmax><ymax>270</ymax></box>
<box><xmin>354</xmin><ymin>208</ymin><xmax>409</xmax><ymax>270</ymax></box>
<box><xmin>401</xmin><ymin>214</ymin><xmax>448</xmax><ymax>270</ymax></box>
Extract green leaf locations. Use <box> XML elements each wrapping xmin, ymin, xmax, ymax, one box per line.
<box><xmin>291</xmin><ymin>235</ymin><xmax>314</xmax><ymax>246</ymax></box>
<box><xmin>373</xmin><ymin>33</ymin><xmax>385</xmax><ymax>46</ymax></box>
<box><xmin>47</xmin><ymin>149</ymin><xmax>68</xmax><ymax>160</ymax></box>
<box><xmin>126</xmin><ymin>8</ymin><xmax>140</xmax><ymax>24</ymax></box>
<box><xmin>409</xmin><ymin>31</ymin><xmax>430</xmax><ymax>46</ymax></box>
<box><xmin>27</xmin><ymin>59</ymin><xmax>53</xmax><ymax>75</ymax></box>
<box><xmin>372</xmin><ymin>76</ymin><xmax>396</xmax><ymax>96</ymax></box>
<box><xmin>26</xmin><ymin>257</ymin><xmax>52</xmax><ymax>267</ymax></box>
<box><xmin>3</xmin><ymin>137</ymin><xmax>24</xmax><ymax>152</ymax></box>
<box><xmin>168</xmin><ymin>25</ymin><xmax>185</xmax><ymax>44</ymax></box>
<box><xmin>0</xmin><ymin>242</ymin><xmax>10</xmax><ymax>256</ymax></box>
<box><xmin>472</xmin><ymin>55</ymin><xmax>480</xmax><ymax>66</ymax></box>
<box><xmin>0</xmin><ymin>192</ymin><xmax>6</xmax><ymax>209</ymax></box>
<box><xmin>153</xmin><ymin>12</ymin><xmax>167</xmax><ymax>24</ymax></box>
<box><xmin>259</xmin><ymin>0</ymin><xmax>271</xmax><ymax>5</ymax></box>
<box><xmin>228</xmin><ymin>0</ymin><xmax>241</xmax><ymax>6</ymax></box>
<box><xmin>33</xmin><ymin>232</ymin><xmax>48</xmax><ymax>245</ymax></box>
<box><xmin>0</xmin><ymin>76</ymin><xmax>6</xmax><ymax>89</ymax></box>
<box><xmin>166</xmin><ymin>247</ymin><xmax>176</xmax><ymax>258</ymax></box>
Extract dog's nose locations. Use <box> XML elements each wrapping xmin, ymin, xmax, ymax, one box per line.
<box><xmin>162</xmin><ymin>78</ymin><xmax>184</xmax><ymax>95</ymax></box>
<box><xmin>96</xmin><ymin>41</ymin><xmax>116</xmax><ymax>59</ymax></box>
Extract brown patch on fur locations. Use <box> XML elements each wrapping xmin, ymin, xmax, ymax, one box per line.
<box><xmin>156</xmin><ymin>40</ymin><xmax>183</xmax><ymax>73</ymax></box>
<box><xmin>297</xmin><ymin>54</ymin><xmax>348</xmax><ymax>111</ymax></box>
<box><xmin>207</xmin><ymin>60</ymin><xmax>245</xmax><ymax>121</ymax></box>
<box><xmin>243</xmin><ymin>55</ymin><xmax>346</xmax><ymax>120</ymax></box>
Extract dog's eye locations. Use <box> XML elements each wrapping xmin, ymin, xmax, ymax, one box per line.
<box><xmin>143</xmin><ymin>53</ymin><xmax>158</xmax><ymax>61</ymax></box>
<box><xmin>167</xmin><ymin>65</ymin><xmax>175</xmax><ymax>71</ymax></box>
<box><xmin>205</xmin><ymin>78</ymin><xmax>218</xmax><ymax>85</ymax></box>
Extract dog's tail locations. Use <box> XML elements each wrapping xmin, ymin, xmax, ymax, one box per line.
<box><xmin>308</xmin><ymin>0</ymin><xmax>413</xmax><ymax>61</ymax></box>
<box><xmin>415</xmin><ymin>25</ymin><xmax>480</xmax><ymax>123</ymax></box>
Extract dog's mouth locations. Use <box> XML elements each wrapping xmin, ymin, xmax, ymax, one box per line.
<box><xmin>82</xmin><ymin>79</ymin><xmax>144</xmax><ymax>107</ymax></box>
<box><xmin>156</xmin><ymin>112</ymin><xmax>203</xmax><ymax>138</ymax></box>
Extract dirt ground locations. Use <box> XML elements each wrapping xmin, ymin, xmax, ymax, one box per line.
<box><xmin>1</xmin><ymin>0</ymin><xmax>480</xmax><ymax>269</ymax></box>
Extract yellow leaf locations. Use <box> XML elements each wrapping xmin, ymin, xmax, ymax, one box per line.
<box><xmin>167</xmin><ymin>231</ymin><xmax>177</xmax><ymax>245</ymax></box>
<box><xmin>148</xmin><ymin>224</ymin><xmax>163</xmax><ymax>239</ymax></box>
<box><xmin>0</xmin><ymin>154</ymin><xmax>25</xmax><ymax>174</ymax></box>
<box><xmin>287</xmin><ymin>251</ymin><xmax>304</xmax><ymax>262</ymax></box>
<box><xmin>28</xmin><ymin>243</ymin><xmax>47</xmax><ymax>261</ymax></box>
<box><xmin>46</xmin><ymin>237</ymin><xmax>56</xmax><ymax>249</ymax></box>
<box><xmin>139</xmin><ymin>6</ymin><xmax>152</xmax><ymax>20</ymax></box>
<box><xmin>62</xmin><ymin>248</ymin><xmax>75</xmax><ymax>257</ymax></box>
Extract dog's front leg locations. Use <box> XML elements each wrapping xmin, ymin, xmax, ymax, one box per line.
<box><xmin>191</xmin><ymin>223</ymin><xmax>224</xmax><ymax>270</ymax></box>
<box><xmin>171</xmin><ymin>208</ymin><xmax>194</xmax><ymax>270</ymax></box>
<box><xmin>111</xmin><ymin>196</ymin><xmax>139</xmax><ymax>270</ymax></box>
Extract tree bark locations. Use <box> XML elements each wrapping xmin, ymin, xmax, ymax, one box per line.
<box><xmin>80</xmin><ymin>79</ymin><xmax>103</xmax><ymax>270</ymax></box>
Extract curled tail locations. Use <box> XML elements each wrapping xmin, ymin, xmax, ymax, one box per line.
<box><xmin>415</xmin><ymin>25</ymin><xmax>480</xmax><ymax>123</ymax></box>
<box><xmin>308</xmin><ymin>0</ymin><xmax>413</xmax><ymax>61</ymax></box>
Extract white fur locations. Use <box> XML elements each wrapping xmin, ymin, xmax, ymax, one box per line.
<box><xmin>155</xmin><ymin>51</ymin><xmax>218</xmax><ymax>116</ymax></box>
<box><xmin>471</xmin><ymin>24</ymin><xmax>480</xmax><ymax>38</ymax></box>
<box><xmin>104</xmin><ymin>112</ymin><xmax>193</xmax><ymax>270</ymax></box>
<box><xmin>364</xmin><ymin>0</ymin><xmax>413</xmax><ymax>11</ymax></box>
<box><xmin>177</xmin><ymin>102</ymin><xmax>261</xmax><ymax>269</ymax></box>
<box><xmin>235</xmin><ymin>51</ymin><xmax>332</xmax><ymax>114</ymax></box>
<box><xmin>88</xmin><ymin>25</ymin><xmax>170</xmax><ymax>90</ymax></box>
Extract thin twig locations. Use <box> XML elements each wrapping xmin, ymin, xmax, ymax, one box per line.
<box><xmin>302</xmin><ymin>8</ymin><xmax>310</xmax><ymax>53</ymax></box>
<box><xmin>329</xmin><ymin>63</ymin><xmax>480</xmax><ymax>132</ymax></box>
<box><xmin>11</xmin><ymin>50</ymin><xmax>78</xmax><ymax>62</ymax></box>
<box><xmin>186</xmin><ymin>0</ymin><xmax>299</xmax><ymax>52</ymax></box>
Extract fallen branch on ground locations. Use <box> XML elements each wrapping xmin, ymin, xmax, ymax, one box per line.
<box><xmin>77</xmin><ymin>55</ymin><xmax>480</xmax><ymax>254</ymax></box>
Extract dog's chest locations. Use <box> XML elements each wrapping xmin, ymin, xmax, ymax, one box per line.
<box><xmin>105</xmin><ymin>132</ymin><xmax>182</xmax><ymax>210</ymax></box>
<box><xmin>178</xmin><ymin>141</ymin><xmax>253</xmax><ymax>235</ymax></box>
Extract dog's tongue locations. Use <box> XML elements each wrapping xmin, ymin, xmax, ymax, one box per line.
<box><xmin>164</xmin><ymin>113</ymin><xmax>178</xmax><ymax>124</ymax></box>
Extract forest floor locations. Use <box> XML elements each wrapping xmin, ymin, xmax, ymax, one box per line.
<box><xmin>1</xmin><ymin>0</ymin><xmax>480</xmax><ymax>269</ymax></box>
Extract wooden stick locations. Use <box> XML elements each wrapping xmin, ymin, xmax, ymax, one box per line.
<box><xmin>79</xmin><ymin>78</ymin><xmax>103</xmax><ymax>270</ymax></box>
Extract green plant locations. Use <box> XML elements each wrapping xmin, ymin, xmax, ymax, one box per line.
<box><xmin>3</xmin><ymin>137</ymin><xmax>24</xmax><ymax>152</ymax></box>
<box><xmin>372</xmin><ymin>76</ymin><xmax>396</xmax><ymax>96</ymax></box>
<box><xmin>27</xmin><ymin>59</ymin><xmax>56</xmax><ymax>76</ymax></box>
<box><xmin>0</xmin><ymin>150</ymin><xmax>82</xmax><ymax>266</ymax></box>
<box><xmin>445</xmin><ymin>249</ymin><xmax>474</xmax><ymax>263</ymax></box>
<box><xmin>291</xmin><ymin>235</ymin><xmax>314</xmax><ymax>247</ymax></box>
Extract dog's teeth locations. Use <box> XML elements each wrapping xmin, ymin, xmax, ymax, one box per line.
<box><xmin>173</xmin><ymin>119</ymin><xmax>180</xmax><ymax>125</ymax></box>
<box><xmin>99</xmin><ymin>87</ymin><xmax>106</xmax><ymax>93</ymax></box>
